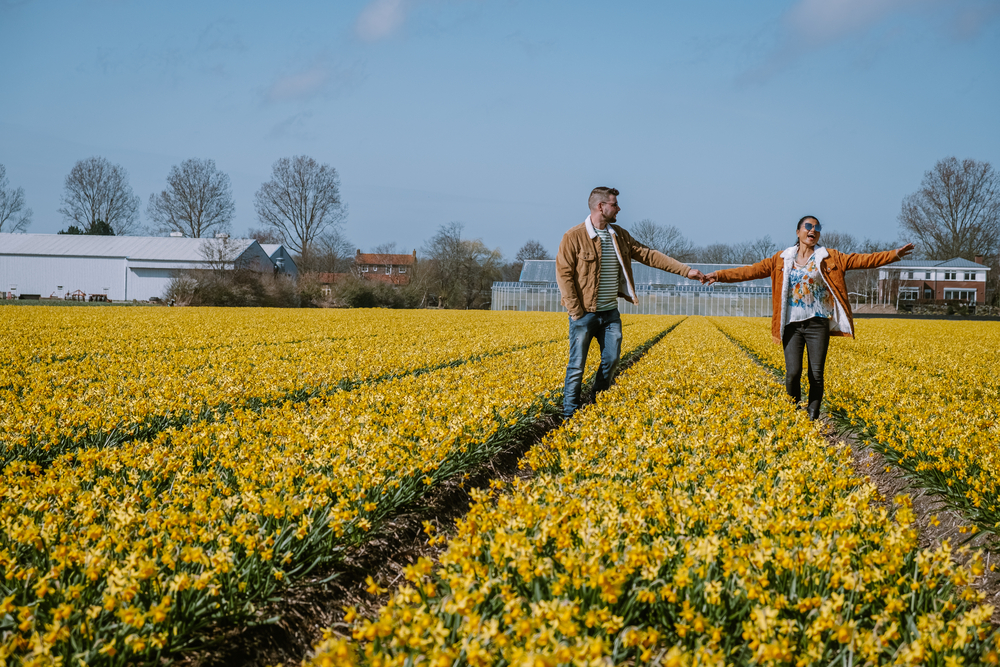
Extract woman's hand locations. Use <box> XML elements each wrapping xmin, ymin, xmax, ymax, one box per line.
<box><xmin>703</xmin><ymin>271</ymin><xmax>719</xmax><ymax>285</ymax></box>
<box><xmin>688</xmin><ymin>268</ymin><xmax>707</xmax><ymax>283</ymax></box>
<box><xmin>895</xmin><ymin>243</ymin><xmax>915</xmax><ymax>260</ymax></box>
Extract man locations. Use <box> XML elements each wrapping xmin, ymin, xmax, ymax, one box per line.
<box><xmin>555</xmin><ymin>187</ymin><xmax>705</xmax><ymax>419</ymax></box>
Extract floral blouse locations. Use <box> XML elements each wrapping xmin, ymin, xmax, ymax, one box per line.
<box><xmin>787</xmin><ymin>253</ymin><xmax>833</xmax><ymax>323</ymax></box>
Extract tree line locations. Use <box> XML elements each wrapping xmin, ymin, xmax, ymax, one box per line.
<box><xmin>1</xmin><ymin>156</ymin><xmax>998</xmax><ymax>307</ymax></box>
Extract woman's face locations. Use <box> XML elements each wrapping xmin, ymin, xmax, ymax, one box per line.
<box><xmin>797</xmin><ymin>218</ymin><xmax>821</xmax><ymax>248</ymax></box>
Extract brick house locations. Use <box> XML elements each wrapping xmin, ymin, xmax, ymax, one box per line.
<box><xmin>354</xmin><ymin>249</ymin><xmax>417</xmax><ymax>286</ymax></box>
<box><xmin>877</xmin><ymin>257</ymin><xmax>991</xmax><ymax>306</ymax></box>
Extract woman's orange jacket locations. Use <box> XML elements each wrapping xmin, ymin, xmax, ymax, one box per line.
<box><xmin>713</xmin><ymin>245</ymin><xmax>902</xmax><ymax>344</ymax></box>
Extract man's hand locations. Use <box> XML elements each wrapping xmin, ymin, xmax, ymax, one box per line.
<box><xmin>703</xmin><ymin>271</ymin><xmax>719</xmax><ymax>285</ymax></box>
<box><xmin>895</xmin><ymin>243</ymin><xmax>915</xmax><ymax>260</ymax></box>
<box><xmin>688</xmin><ymin>268</ymin><xmax>707</xmax><ymax>283</ymax></box>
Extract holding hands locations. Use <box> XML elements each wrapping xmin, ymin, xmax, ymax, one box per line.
<box><xmin>687</xmin><ymin>268</ymin><xmax>707</xmax><ymax>283</ymax></box>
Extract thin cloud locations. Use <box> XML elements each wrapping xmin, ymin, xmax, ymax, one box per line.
<box><xmin>743</xmin><ymin>0</ymin><xmax>1000</xmax><ymax>83</ymax></box>
<box><xmin>506</xmin><ymin>32</ymin><xmax>556</xmax><ymax>60</ymax></box>
<box><xmin>356</xmin><ymin>0</ymin><xmax>408</xmax><ymax>42</ymax></box>
<box><xmin>265</xmin><ymin>65</ymin><xmax>330</xmax><ymax>102</ymax></box>
<box><xmin>196</xmin><ymin>19</ymin><xmax>246</xmax><ymax>53</ymax></box>
<box><xmin>261</xmin><ymin>59</ymin><xmax>367</xmax><ymax>104</ymax></box>
<box><xmin>268</xmin><ymin>112</ymin><xmax>316</xmax><ymax>140</ymax></box>
<box><xmin>785</xmin><ymin>0</ymin><xmax>924</xmax><ymax>46</ymax></box>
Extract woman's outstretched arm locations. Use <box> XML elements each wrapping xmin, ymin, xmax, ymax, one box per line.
<box><xmin>704</xmin><ymin>254</ymin><xmax>778</xmax><ymax>285</ymax></box>
<box><xmin>840</xmin><ymin>243</ymin><xmax>915</xmax><ymax>271</ymax></box>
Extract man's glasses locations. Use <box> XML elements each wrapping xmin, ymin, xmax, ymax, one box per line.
<box><xmin>803</xmin><ymin>222</ymin><xmax>821</xmax><ymax>232</ymax></box>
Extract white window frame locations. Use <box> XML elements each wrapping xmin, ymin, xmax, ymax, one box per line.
<box><xmin>925</xmin><ymin>272</ymin><xmax>931</xmax><ymax>280</ymax></box>
<box><xmin>399</xmin><ymin>266</ymin><xmax>407</xmax><ymax>274</ymax></box>
<box><xmin>362</xmin><ymin>266</ymin><xmax>369</xmax><ymax>272</ymax></box>
<box><xmin>944</xmin><ymin>289</ymin><xmax>976</xmax><ymax>301</ymax></box>
<box><xmin>944</xmin><ymin>271</ymin><xmax>957</xmax><ymax>280</ymax></box>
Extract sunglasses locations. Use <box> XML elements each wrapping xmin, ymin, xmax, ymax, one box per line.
<box><xmin>803</xmin><ymin>222</ymin><xmax>821</xmax><ymax>232</ymax></box>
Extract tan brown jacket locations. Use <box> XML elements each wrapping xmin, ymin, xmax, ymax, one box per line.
<box><xmin>556</xmin><ymin>216</ymin><xmax>692</xmax><ymax>319</ymax></box>
<box><xmin>713</xmin><ymin>245</ymin><xmax>902</xmax><ymax>344</ymax></box>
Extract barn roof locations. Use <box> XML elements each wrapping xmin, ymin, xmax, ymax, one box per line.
<box><xmin>260</xmin><ymin>244</ymin><xmax>287</xmax><ymax>257</ymax></box>
<box><xmin>0</xmin><ymin>233</ymin><xmax>260</xmax><ymax>261</ymax></box>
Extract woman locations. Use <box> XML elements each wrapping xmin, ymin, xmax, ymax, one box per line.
<box><xmin>705</xmin><ymin>216</ymin><xmax>914</xmax><ymax>419</ymax></box>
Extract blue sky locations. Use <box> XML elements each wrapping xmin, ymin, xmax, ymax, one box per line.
<box><xmin>2</xmin><ymin>0</ymin><xmax>998</xmax><ymax>259</ymax></box>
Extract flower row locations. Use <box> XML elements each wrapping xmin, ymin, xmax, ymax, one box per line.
<box><xmin>0</xmin><ymin>311</ymin><xmax>681</xmax><ymax>665</ymax></box>
<box><xmin>0</xmin><ymin>309</ymin><xmax>573</xmax><ymax>466</ymax></box>
<box><xmin>712</xmin><ymin>317</ymin><xmax>1000</xmax><ymax>536</ymax></box>
<box><xmin>306</xmin><ymin>316</ymin><xmax>997</xmax><ymax>666</ymax></box>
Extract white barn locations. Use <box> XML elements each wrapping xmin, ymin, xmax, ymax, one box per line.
<box><xmin>0</xmin><ymin>233</ymin><xmax>274</xmax><ymax>301</ymax></box>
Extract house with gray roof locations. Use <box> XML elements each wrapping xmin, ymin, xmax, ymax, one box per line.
<box><xmin>877</xmin><ymin>256</ymin><xmax>992</xmax><ymax>305</ymax></box>
<box><xmin>0</xmin><ymin>233</ymin><xmax>274</xmax><ymax>301</ymax></box>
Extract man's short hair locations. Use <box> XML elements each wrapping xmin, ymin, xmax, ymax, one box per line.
<box><xmin>588</xmin><ymin>187</ymin><xmax>619</xmax><ymax>210</ymax></box>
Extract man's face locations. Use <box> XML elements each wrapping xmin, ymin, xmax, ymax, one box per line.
<box><xmin>598</xmin><ymin>195</ymin><xmax>620</xmax><ymax>222</ymax></box>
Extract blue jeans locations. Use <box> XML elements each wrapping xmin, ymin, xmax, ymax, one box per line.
<box><xmin>563</xmin><ymin>308</ymin><xmax>623</xmax><ymax>418</ymax></box>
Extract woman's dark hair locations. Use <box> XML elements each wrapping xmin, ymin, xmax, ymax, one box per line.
<box><xmin>797</xmin><ymin>215</ymin><xmax>819</xmax><ymax>230</ymax></box>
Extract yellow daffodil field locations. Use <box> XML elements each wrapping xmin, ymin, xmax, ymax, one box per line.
<box><xmin>0</xmin><ymin>307</ymin><xmax>677</xmax><ymax>665</ymax></box>
<box><xmin>0</xmin><ymin>308</ymin><xmax>578</xmax><ymax>467</ymax></box>
<box><xmin>308</xmin><ymin>317</ymin><xmax>999</xmax><ymax>667</ymax></box>
<box><xmin>2</xmin><ymin>308</ymin><xmax>998</xmax><ymax>666</ymax></box>
<box><xmin>713</xmin><ymin>318</ymin><xmax>1000</xmax><ymax>540</ymax></box>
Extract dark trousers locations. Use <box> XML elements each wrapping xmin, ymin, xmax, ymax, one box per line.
<box><xmin>782</xmin><ymin>317</ymin><xmax>830</xmax><ymax>419</ymax></box>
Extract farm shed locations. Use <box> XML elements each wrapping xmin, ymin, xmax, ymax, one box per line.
<box><xmin>0</xmin><ymin>233</ymin><xmax>274</xmax><ymax>302</ymax></box>
<box><xmin>493</xmin><ymin>259</ymin><xmax>773</xmax><ymax>316</ymax></box>
<box><xmin>260</xmin><ymin>244</ymin><xmax>299</xmax><ymax>279</ymax></box>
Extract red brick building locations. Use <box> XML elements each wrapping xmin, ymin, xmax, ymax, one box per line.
<box><xmin>877</xmin><ymin>257</ymin><xmax>991</xmax><ymax>306</ymax></box>
<box><xmin>354</xmin><ymin>249</ymin><xmax>417</xmax><ymax>286</ymax></box>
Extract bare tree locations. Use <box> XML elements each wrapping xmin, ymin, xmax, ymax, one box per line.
<box><xmin>748</xmin><ymin>234</ymin><xmax>777</xmax><ymax>259</ymax></box>
<box><xmin>422</xmin><ymin>222</ymin><xmax>504</xmax><ymax>308</ymax></box>
<box><xmin>899</xmin><ymin>157</ymin><xmax>1000</xmax><ymax>260</ymax></box>
<box><xmin>0</xmin><ymin>164</ymin><xmax>32</xmax><ymax>233</ymax></box>
<box><xmin>247</xmin><ymin>227</ymin><xmax>284</xmax><ymax>245</ymax></box>
<box><xmin>147</xmin><ymin>158</ymin><xmax>234</xmax><ymax>238</ymax></box>
<box><xmin>844</xmin><ymin>237</ymin><xmax>899</xmax><ymax>304</ymax></box>
<box><xmin>697</xmin><ymin>243</ymin><xmax>736</xmax><ymax>264</ymax></box>
<box><xmin>253</xmin><ymin>156</ymin><xmax>347</xmax><ymax>270</ymax></box>
<box><xmin>58</xmin><ymin>156</ymin><xmax>141</xmax><ymax>235</ymax></box>
<box><xmin>371</xmin><ymin>241</ymin><xmax>399</xmax><ymax>255</ymax></box>
<box><xmin>819</xmin><ymin>231</ymin><xmax>859</xmax><ymax>253</ymax></box>
<box><xmin>630</xmin><ymin>219</ymin><xmax>695</xmax><ymax>261</ymax></box>
<box><xmin>729</xmin><ymin>241</ymin><xmax>754</xmax><ymax>264</ymax></box>
<box><xmin>515</xmin><ymin>239</ymin><xmax>552</xmax><ymax>262</ymax></box>
<box><xmin>314</xmin><ymin>227</ymin><xmax>355</xmax><ymax>274</ymax></box>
